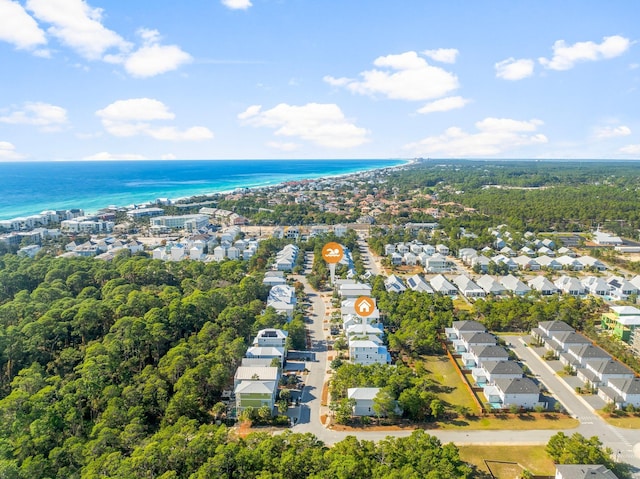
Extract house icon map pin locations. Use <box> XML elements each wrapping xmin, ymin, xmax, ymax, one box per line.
<box><xmin>354</xmin><ymin>296</ymin><xmax>374</xmax><ymax>317</ymax></box>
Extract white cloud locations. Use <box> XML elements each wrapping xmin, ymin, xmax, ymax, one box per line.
<box><xmin>161</xmin><ymin>153</ymin><xmax>177</xmax><ymax>160</ymax></box>
<box><xmin>593</xmin><ymin>125</ymin><xmax>631</xmax><ymax>140</ymax></box>
<box><xmin>145</xmin><ymin>126</ymin><xmax>213</xmax><ymax>141</ymax></box>
<box><xmin>96</xmin><ymin>98</ymin><xmax>213</xmax><ymax>141</ymax></box>
<box><xmin>222</xmin><ymin>0</ymin><xmax>252</xmax><ymax>10</ymax></box>
<box><xmin>267</xmin><ymin>141</ymin><xmax>299</xmax><ymax>151</ymax></box>
<box><xmin>26</xmin><ymin>0</ymin><xmax>131</xmax><ymax>60</ymax></box>
<box><xmin>417</xmin><ymin>96</ymin><xmax>470</xmax><ymax>114</ymax></box>
<box><xmin>404</xmin><ymin>117</ymin><xmax>547</xmax><ymax>157</ymax></box>
<box><xmin>123</xmin><ymin>28</ymin><xmax>192</xmax><ymax>78</ymax></box>
<box><xmin>239</xmin><ymin>103</ymin><xmax>370</xmax><ymax>148</ymax></box>
<box><xmin>0</xmin><ymin>102</ymin><xmax>68</xmax><ymax>131</ymax></box>
<box><xmin>84</xmin><ymin>151</ymin><xmax>147</xmax><ymax>160</ymax></box>
<box><xmin>324</xmin><ymin>51</ymin><xmax>459</xmax><ymax>101</ymax></box>
<box><xmin>0</xmin><ymin>141</ymin><xmax>25</xmax><ymax>160</ymax></box>
<box><xmin>495</xmin><ymin>57</ymin><xmax>535</xmax><ymax>80</ymax></box>
<box><xmin>619</xmin><ymin>144</ymin><xmax>640</xmax><ymax>155</ymax></box>
<box><xmin>422</xmin><ymin>48</ymin><xmax>458</xmax><ymax>64</ymax></box>
<box><xmin>539</xmin><ymin>35</ymin><xmax>631</xmax><ymax>71</ymax></box>
<box><xmin>0</xmin><ymin>0</ymin><xmax>47</xmax><ymax>50</ymax></box>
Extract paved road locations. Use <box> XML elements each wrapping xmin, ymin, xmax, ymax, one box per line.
<box><xmin>357</xmin><ymin>235</ymin><xmax>382</xmax><ymax>276</ymax></box>
<box><xmin>506</xmin><ymin>335</ymin><xmax>640</xmax><ymax>473</ymax></box>
<box><xmin>289</xmin><ymin>256</ymin><xmax>640</xmax><ymax>476</ymax></box>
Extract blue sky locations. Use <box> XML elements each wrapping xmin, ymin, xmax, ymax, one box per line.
<box><xmin>0</xmin><ymin>0</ymin><xmax>639</xmax><ymax>161</ymax></box>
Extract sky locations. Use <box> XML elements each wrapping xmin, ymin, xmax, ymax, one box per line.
<box><xmin>0</xmin><ymin>0</ymin><xmax>639</xmax><ymax>161</ymax></box>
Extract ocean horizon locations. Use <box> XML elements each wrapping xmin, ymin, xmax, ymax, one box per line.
<box><xmin>0</xmin><ymin>159</ymin><xmax>407</xmax><ymax>220</ymax></box>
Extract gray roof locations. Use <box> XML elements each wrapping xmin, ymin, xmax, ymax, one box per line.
<box><xmin>567</xmin><ymin>344</ymin><xmax>610</xmax><ymax>361</ymax></box>
<box><xmin>553</xmin><ymin>331</ymin><xmax>591</xmax><ymax>345</ymax></box>
<box><xmin>459</xmin><ymin>331</ymin><xmax>497</xmax><ymax>344</ymax></box>
<box><xmin>608</xmin><ymin>377</ymin><xmax>640</xmax><ymax>395</ymax></box>
<box><xmin>538</xmin><ymin>320</ymin><xmax>574</xmax><ymax>333</ymax></box>
<box><xmin>347</xmin><ymin>387</ymin><xmax>380</xmax><ymax>400</ymax></box>
<box><xmin>473</xmin><ymin>344</ymin><xmax>509</xmax><ymax>359</ymax></box>
<box><xmin>495</xmin><ymin>377</ymin><xmax>539</xmax><ymax>394</ymax></box>
<box><xmin>555</xmin><ymin>464</ymin><xmax>619</xmax><ymax>479</ymax></box>
<box><xmin>588</xmin><ymin>359</ymin><xmax>635</xmax><ymax>376</ymax></box>
<box><xmin>451</xmin><ymin>320</ymin><xmax>485</xmax><ymax>332</ymax></box>
<box><xmin>482</xmin><ymin>360</ymin><xmax>523</xmax><ymax>375</ymax></box>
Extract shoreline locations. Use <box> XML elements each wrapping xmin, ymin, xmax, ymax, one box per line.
<box><xmin>0</xmin><ymin>159</ymin><xmax>413</xmax><ymax>222</ymax></box>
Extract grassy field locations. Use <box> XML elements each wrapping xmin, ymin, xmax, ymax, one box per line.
<box><xmin>458</xmin><ymin>445</ymin><xmax>556</xmax><ymax>478</ymax></box>
<box><xmin>421</xmin><ymin>355</ymin><xmax>579</xmax><ymax>430</ymax></box>
<box><xmin>599</xmin><ymin>411</ymin><xmax>640</xmax><ymax>428</ymax></box>
<box><xmin>439</xmin><ymin>411</ymin><xmax>579</xmax><ymax>430</ymax></box>
<box><xmin>421</xmin><ymin>355</ymin><xmax>482</xmax><ymax>414</ymax></box>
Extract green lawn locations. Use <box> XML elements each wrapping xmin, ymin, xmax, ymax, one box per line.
<box><xmin>439</xmin><ymin>411</ymin><xmax>579</xmax><ymax>430</ymax></box>
<box><xmin>458</xmin><ymin>445</ymin><xmax>556</xmax><ymax>478</ymax></box>
<box><xmin>599</xmin><ymin>411</ymin><xmax>640</xmax><ymax>428</ymax></box>
<box><xmin>421</xmin><ymin>355</ymin><xmax>482</xmax><ymax>414</ymax></box>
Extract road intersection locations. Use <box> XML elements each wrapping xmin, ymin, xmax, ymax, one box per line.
<box><xmin>290</xmin><ymin>248</ymin><xmax>640</xmax><ymax>477</ymax></box>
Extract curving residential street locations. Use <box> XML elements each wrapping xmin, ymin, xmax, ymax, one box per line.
<box><xmin>290</xmin><ymin>250</ymin><xmax>640</xmax><ymax>477</ymax></box>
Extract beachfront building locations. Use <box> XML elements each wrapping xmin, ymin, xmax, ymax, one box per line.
<box><xmin>150</xmin><ymin>214</ymin><xmax>210</xmax><ymax>233</ymax></box>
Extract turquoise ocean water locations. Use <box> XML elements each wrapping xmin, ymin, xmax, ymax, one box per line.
<box><xmin>0</xmin><ymin>159</ymin><xmax>406</xmax><ymax>220</ymax></box>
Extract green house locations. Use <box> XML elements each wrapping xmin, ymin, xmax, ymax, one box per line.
<box><xmin>601</xmin><ymin>305</ymin><xmax>640</xmax><ymax>342</ymax></box>
<box><xmin>234</xmin><ymin>380</ymin><xmax>277</xmax><ymax>415</ymax></box>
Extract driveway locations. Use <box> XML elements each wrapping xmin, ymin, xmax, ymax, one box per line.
<box><xmin>287</xmin><ymin>258</ymin><xmax>640</xmax><ymax>476</ymax></box>
<box><xmin>506</xmin><ymin>335</ymin><xmax>640</xmax><ymax>472</ymax></box>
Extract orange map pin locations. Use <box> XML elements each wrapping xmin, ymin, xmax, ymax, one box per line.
<box><xmin>322</xmin><ymin>242</ymin><xmax>344</xmax><ymax>264</ymax></box>
<box><xmin>354</xmin><ymin>296</ymin><xmax>375</xmax><ymax>317</ymax></box>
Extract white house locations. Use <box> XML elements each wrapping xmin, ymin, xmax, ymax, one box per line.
<box><xmin>349</xmin><ymin>340</ymin><xmax>391</xmax><ymax>365</ymax></box>
<box><xmin>535</xmin><ymin>255</ymin><xmax>562</xmax><ymax>271</ymax></box>
<box><xmin>424</xmin><ymin>253</ymin><xmax>452</xmax><ymax>273</ymax></box>
<box><xmin>234</xmin><ymin>380</ymin><xmax>277</xmax><ymax>415</ymax></box>
<box><xmin>338</xmin><ymin>282</ymin><xmax>372</xmax><ymax>299</ymax></box>
<box><xmin>445</xmin><ymin>320</ymin><xmax>486</xmax><ymax>340</ymax></box>
<box><xmin>406</xmin><ymin>274</ymin><xmax>434</xmax><ymax>293</ymax></box>
<box><xmin>384</xmin><ymin>274</ymin><xmax>407</xmax><ymax>293</ymax></box>
<box><xmin>454</xmin><ymin>331</ymin><xmax>496</xmax><ymax>353</ymax></box>
<box><xmin>472</xmin><ymin>360</ymin><xmax>523</xmax><ymax>385</ymax></box>
<box><xmin>581</xmin><ymin>276</ymin><xmax>610</xmax><ymax>297</ymax></box>
<box><xmin>476</xmin><ymin>275</ymin><xmax>506</xmax><ymax>295</ymax></box>
<box><xmin>606</xmin><ymin>276</ymin><xmax>637</xmax><ymax>301</ymax></box>
<box><xmin>245</xmin><ymin>346</ymin><xmax>286</xmax><ymax>366</ymax></box>
<box><xmin>500</xmin><ymin>274</ymin><xmax>531</xmax><ymax>295</ymax></box>
<box><xmin>253</xmin><ymin>329</ymin><xmax>288</xmax><ymax>349</ymax></box>
<box><xmin>528</xmin><ymin>276</ymin><xmax>559</xmax><ymax>295</ymax></box>
<box><xmin>348</xmin><ymin>387</ymin><xmax>380</xmax><ymax>416</ymax></box>
<box><xmin>578</xmin><ymin>359</ymin><xmax>635</xmax><ymax>387</ymax></box>
<box><xmin>233</xmin><ymin>366</ymin><xmax>281</xmax><ymax>388</ymax></box>
<box><xmin>561</xmin><ymin>344</ymin><xmax>611</xmax><ymax>368</ymax></box>
<box><xmin>598</xmin><ymin>377</ymin><xmax>640</xmax><ymax>408</ymax></box>
<box><xmin>555</xmin><ymin>464</ymin><xmax>619</xmax><ymax>479</ymax></box>
<box><xmin>451</xmin><ymin>275</ymin><xmax>485</xmax><ymax>298</ymax></box>
<box><xmin>429</xmin><ymin>274</ymin><xmax>457</xmax><ymax>296</ymax></box>
<box><xmin>483</xmin><ymin>377</ymin><xmax>540</xmax><ymax>410</ymax></box>
<box><xmin>577</xmin><ymin>256</ymin><xmax>607</xmax><ymax>271</ymax></box>
<box><xmin>555</xmin><ymin>275</ymin><xmax>586</xmax><ymax>296</ymax></box>
<box><xmin>467</xmin><ymin>344</ymin><xmax>509</xmax><ymax>368</ymax></box>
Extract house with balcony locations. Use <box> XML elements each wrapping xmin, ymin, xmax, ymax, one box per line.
<box><xmin>348</xmin><ymin>340</ymin><xmax>391</xmax><ymax>366</ymax></box>
<box><xmin>601</xmin><ymin>305</ymin><xmax>640</xmax><ymax>342</ymax></box>
<box><xmin>234</xmin><ymin>380</ymin><xmax>277</xmax><ymax>416</ymax></box>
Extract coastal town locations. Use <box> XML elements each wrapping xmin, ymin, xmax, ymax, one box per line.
<box><xmin>1</xmin><ymin>161</ymin><xmax>640</xmax><ymax>477</ymax></box>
